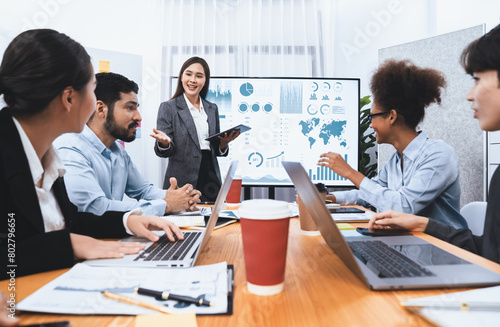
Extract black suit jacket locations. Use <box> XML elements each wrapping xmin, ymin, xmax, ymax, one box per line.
<box><xmin>0</xmin><ymin>108</ymin><xmax>128</xmax><ymax>279</ymax></box>
<box><xmin>425</xmin><ymin>165</ymin><xmax>500</xmax><ymax>263</ymax></box>
<box><xmin>154</xmin><ymin>96</ymin><xmax>228</xmax><ymax>189</ymax></box>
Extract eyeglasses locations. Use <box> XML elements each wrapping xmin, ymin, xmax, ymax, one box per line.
<box><xmin>367</xmin><ymin>111</ymin><xmax>390</xmax><ymax>123</ymax></box>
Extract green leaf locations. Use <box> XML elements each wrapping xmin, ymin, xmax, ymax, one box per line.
<box><xmin>358</xmin><ymin>95</ymin><xmax>377</xmax><ymax>178</ymax></box>
<box><xmin>360</xmin><ymin>95</ymin><xmax>371</xmax><ymax>109</ymax></box>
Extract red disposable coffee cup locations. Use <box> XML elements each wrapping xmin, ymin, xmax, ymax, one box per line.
<box><xmin>226</xmin><ymin>176</ymin><xmax>242</xmax><ymax>204</ymax></box>
<box><xmin>238</xmin><ymin>199</ymin><xmax>291</xmax><ymax>295</ymax></box>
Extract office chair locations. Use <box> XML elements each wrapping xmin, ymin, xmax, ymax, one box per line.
<box><xmin>460</xmin><ymin>201</ymin><xmax>487</xmax><ymax>236</ymax></box>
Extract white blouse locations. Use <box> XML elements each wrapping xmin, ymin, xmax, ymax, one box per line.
<box><xmin>12</xmin><ymin>117</ymin><xmax>66</xmax><ymax>232</ymax></box>
<box><xmin>183</xmin><ymin>93</ymin><xmax>211</xmax><ymax>150</ymax></box>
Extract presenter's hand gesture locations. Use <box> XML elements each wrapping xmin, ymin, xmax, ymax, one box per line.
<box><xmin>368</xmin><ymin>210</ymin><xmax>429</xmax><ymax>232</ymax></box>
<box><xmin>150</xmin><ymin>128</ymin><xmax>171</xmax><ymax>148</ymax></box>
<box><xmin>165</xmin><ymin>177</ymin><xmax>201</xmax><ymax>213</ymax></box>
<box><xmin>318</xmin><ymin>152</ymin><xmax>365</xmax><ymax>188</ymax></box>
<box><xmin>127</xmin><ymin>215</ymin><xmax>184</xmax><ymax>242</ymax></box>
<box><xmin>70</xmin><ymin>234</ymin><xmax>146</xmax><ymax>259</ymax></box>
<box><xmin>219</xmin><ymin>129</ymin><xmax>240</xmax><ymax>150</ymax></box>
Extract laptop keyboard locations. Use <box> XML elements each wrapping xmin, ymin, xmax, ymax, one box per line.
<box><xmin>133</xmin><ymin>232</ymin><xmax>202</xmax><ymax>262</ymax></box>
<box><xmin>348</xmin><ymin>240</ymin><xmax>436</xmax><ymax>278</ymax></box>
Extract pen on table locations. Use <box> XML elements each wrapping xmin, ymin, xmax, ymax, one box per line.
<box><xmin>135</xmin><ymin>287</ymin><xmax>214</xmax><ymax>307</ymax></box>
<box><xmin>227</xmin><ymin>267</ymin><xmax>233</xmax><ymax>297</ymax></box>
<box><xmin>403</xmin><ymin>301</ymin><xmax>500</xmax><ymax>311</ymax></box>
<box><xmin>101</xmin><ymin>291</ymin><xmax>171</xmax><ymax>314</ymax></box>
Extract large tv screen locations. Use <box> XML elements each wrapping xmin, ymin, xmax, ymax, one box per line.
<box><xmin>170</xmin><ymin>77</ymin><xmax>360</xmax><ymax>186</ymax></box>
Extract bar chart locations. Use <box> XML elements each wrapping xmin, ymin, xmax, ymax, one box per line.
<box><xmin>308</xmin><ymin>154</ymin><xmax>348</xmax><ymax>181</ymax></box>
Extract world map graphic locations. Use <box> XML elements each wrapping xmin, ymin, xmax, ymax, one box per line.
<box><xmin>299</xmin><ymin>118</ymin><xmax>348</xmax><ymax>149</ymax></box>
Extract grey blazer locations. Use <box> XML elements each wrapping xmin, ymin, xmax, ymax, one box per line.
<box><xmin>154</xmin><ymin>96</ymin><xmax>228</xmax><ymax>189</ymax></box>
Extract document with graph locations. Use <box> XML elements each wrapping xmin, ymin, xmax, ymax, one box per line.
<box><xmin>17</xmin><ymin>262</ymin><xmax>229</xmax><ymax>315</ymax></box>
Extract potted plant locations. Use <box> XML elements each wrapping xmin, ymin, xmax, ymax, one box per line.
<box><xmin>358</xmin><ymin>95</ymin><xmax>377</xmax><ymax>178</ymax></box>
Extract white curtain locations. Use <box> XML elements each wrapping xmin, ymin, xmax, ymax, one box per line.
<box><xmin>160</xmin><ymin>0</ymin><xmax>333</xmax><ymax>97</ymax></box>
<box><xmin>158</xmin><ymin>0</ymin><xmax>334</xmax><ymax>200</ymax></box>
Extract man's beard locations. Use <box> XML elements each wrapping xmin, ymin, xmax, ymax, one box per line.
<box><xmin>104</xmin><ymin>112</ymin><xmax>138</xmax><ymax>142</ymax></box>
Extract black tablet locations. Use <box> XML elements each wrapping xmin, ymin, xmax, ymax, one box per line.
<box><xmin>205</xmin><ymin>124</ymin><xmax>251</xmax><ymax>141</ymax></box>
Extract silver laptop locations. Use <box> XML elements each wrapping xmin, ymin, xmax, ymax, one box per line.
<box><xmin>282</xmin><ymin>161</ymin><xmax>500</xmax><ymax>290</ymax></box>
<box><xmin>86</xmin><ymin>161</ymin><xmax>239</xmax><ymax>268</ymax></box>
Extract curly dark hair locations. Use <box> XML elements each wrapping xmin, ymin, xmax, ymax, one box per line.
<box><xmin>370</xmin><ymin>59</ymin><xmax>446</xmax><ymax>129</ymax></box>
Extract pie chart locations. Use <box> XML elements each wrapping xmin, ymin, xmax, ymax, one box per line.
<box><xmin>248</xmin><ymin>152</ymin><xmax>263</xmax><ymax>167</ymax></box>
<box><xmin>240</xmin><ymin>82</ymin><xmax>254</xmax><ymax>96</ymax></box>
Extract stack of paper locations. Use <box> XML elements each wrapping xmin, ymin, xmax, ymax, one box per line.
<box><xmin>330</xmin><ymin>211</ymin><xmax>374</xmax><ymax>222</ymax></box>
<box><xmin>162</xmin><ymin>208</ymin><xmax>213</xmax><ymax>227</ymax></box>
<box><xmin>161</xmin><ymin>215</ymin><xmax>205</xmax><ymax>228</ymax></box>
<box><xmin>401</xmin><ymin>286</ymin><xmax>500</xmax><ymax>327</ymax></box>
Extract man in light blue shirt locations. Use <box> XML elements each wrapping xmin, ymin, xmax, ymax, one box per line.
<box><xmin>54</xmin><ymin>72</ymin><xmax>200</xmax><ymax>216</ymax></box>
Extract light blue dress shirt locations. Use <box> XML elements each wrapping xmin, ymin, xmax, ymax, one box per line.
<box><xmin>333</xmin><ymin>132</ymin><xmax>467</xmax><ymax>229</ymax></box>
<box><xmin>54</xmin><ymin>125</ymin><xmax>167</xmax><ymax>216</ymax></box>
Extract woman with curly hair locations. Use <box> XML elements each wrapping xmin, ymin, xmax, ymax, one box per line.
<box><xmin>369</xmin><ymin>24</ymin><xmax>500</xmax><ymax>263</ymax></box>
<box><xmin>318</xmin><ymin>59</ymin><xmax>467</xmax><ymax>228</ymax></box>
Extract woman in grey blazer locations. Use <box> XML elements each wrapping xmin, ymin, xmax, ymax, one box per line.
<box><xmin>152</xmin><ymin>57</ymin><xmax>239</xmax><ymax>202</ymax></box>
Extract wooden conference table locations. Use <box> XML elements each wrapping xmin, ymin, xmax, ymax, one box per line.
<box><xmin>3</xmin><ymin>209</ymin><xmax>500</xmax><ymax>327</ymax></box>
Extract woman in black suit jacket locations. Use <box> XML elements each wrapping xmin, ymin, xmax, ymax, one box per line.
<box><xmin>152</xmin><ymin>57</ymin><xmax>239</xmax><ymax>202</ymax></box>
<box><xmin>0</xmin><ymin>29</ymin><xmax>183</xmax><ymax>279</ymax></box>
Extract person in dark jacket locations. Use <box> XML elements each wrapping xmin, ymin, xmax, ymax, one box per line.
<box><xmin>0</xmin><ymin>29</ymin><xmax>183</xmax><ymax>279</ymax></box>
<box><xmin>151</xmin><ymin>57</ymin><xmax>239</xmax><ymax>202</ymax></box>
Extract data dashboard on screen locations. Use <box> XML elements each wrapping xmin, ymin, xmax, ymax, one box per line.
<box><xmin>171</xmin><ymin>77</ymin><xmax>360</xmax><ymax>186</ymax></box>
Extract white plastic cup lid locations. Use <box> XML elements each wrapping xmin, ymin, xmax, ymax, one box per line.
<box><xmin>237</xmin><ymin>199</ymin><xmax>291</xmax><ymax>219</ymax></box>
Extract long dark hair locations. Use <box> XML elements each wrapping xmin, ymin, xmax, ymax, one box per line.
<box><xmin>0</xmin><ymin>29</ymin><xmax>92</xmax><ymax>117</ymax></box>
<box><xmin>171</xmin><ymin>56</ymin><xmax>211</xmax><ymax>100</ymax></box>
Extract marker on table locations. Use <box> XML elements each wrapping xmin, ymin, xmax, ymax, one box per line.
<box><xmin>101</xmin><ymin>291</ymin><xmax>171</xmax><ymax>314</ymax></box>
<box><xmin>135</xmin><ymin>287</ymin><xmax>214</xmax><ymax>307</ymax></box>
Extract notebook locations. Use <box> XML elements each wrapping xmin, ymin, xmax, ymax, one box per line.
<box><xmin>282</xmin><ymin>161</ymin><xmax>500</xmax><ymax>290</ymax></box>
<box><xmin>85</xmin><ymin>161</ymin><xmax>238</xmax><ymax>268</ymax></box>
